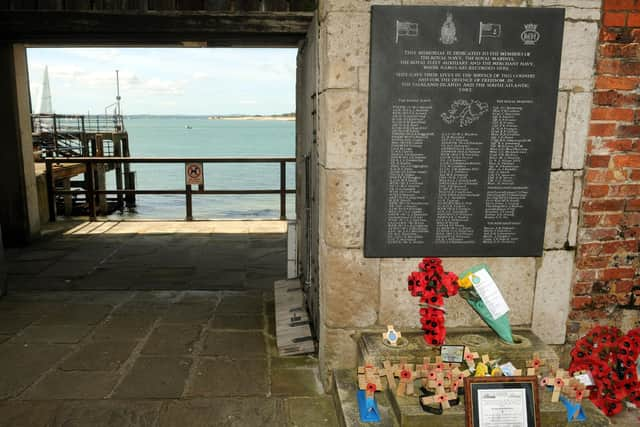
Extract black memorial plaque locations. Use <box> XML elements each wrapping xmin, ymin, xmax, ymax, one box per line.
<box><xmin>364</xmin><ymin>6</ymin><xmax>564</xmax><ymax>257</ymax></box>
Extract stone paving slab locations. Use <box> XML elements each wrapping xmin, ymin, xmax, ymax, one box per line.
<box><xmin>15</xmin><ymin>324</ymin><xmax>93</xmax><ymax>344</ymax></box>
<box><xmin>160</xmin><ymin>302</ymin><xmax>216</xmax><ymax>323</ymax></box>
<box><xmin>271</xmin><ymin>368</ymin><xmax>322</xmax><ymax>396</ymax></box>
<box><xmin>36</xmin><ymin>304</ymin><xmax>113</xmax><ymax>326</ymax></box>
<box><xmin>69</xmin><ymin>290</ymin><xmax>136</xmax><ymax>305</ymax></box>
<box><xmin>0</xmin><ymin>401</ymin><xmax>60</xmax><ymax>427</ymax></box>
<box><xmin>38</xmin><ymin>261</ymin><xmax>97</xmax><ymax>278</ymax></box>
<box><xmin>7</xmin><ymin>249</ymin><xmax>66</xmax><ymax>262</ymax></box>
<box><xmin>73</xmin><ymin>269</ymin><xmax>137</xmax><ymax>290</ymax></box>
<box><xmin>271</xmin><ymin>354</ymin><xmax>319</xmax><ymax>370</ymax></box>
<box><xmin>202</xmin><ymin>330</ymin><xmax>266</xmax><ymax>358</ymax></box>
<box><xmin>189</xmin><ymin>271</ymin><xmax>247</xmax><ymax>290</ymax></box>
<box><xmin>7</xmin><ymin>221</ymin><xmax>285</xmax><ymax>292</ymax></box>
<box><xmin>0</xmin><ymin>312</ymin><xmax>40</xmax><ymax>334</ymax></box>
<box><xmin>216</xmin><ymin>294</ymin><xmax>264</xmax><ymax>314</ymax></box>
<box><xmin>286</xmin><ymin>396</ymin><xmax>340</xmax><ymax>427</ymax></box>
<box><xmin>91</xmin><ymin>317</ymin><xmax>157</xmax><ymax>341</ymax></box>
<box><xmin>141</xmin><ymin>324</ymin><xmax>202</xmax><ymax>356</ymax></box>
<box><xmin>158</xmin><ymin>397</ymin><xmax>285</xmax><ymax>427</ymax></box>
<box><xmin>60</xmin><ymin>341</ymin><xmax>137</xmax><ymax>371</ymax></box>
<box><xmin>211</xmin><ymin>313</ymin><xmax>264</xmax><ymax>330</ymax></box>
<box><xmin>113</xmin><ymin>357</ymin><xmax>193</xmax><ymax>399</ymax></box>
<box><xmin>51</xmin><ymin>400</ymin><xmax>162</xmax><ymax>427</ymax></box>
<box><xmin>187</xmin><ymin>358</ymin><xmax>268</xmax><ymax>397</ymax></box>
<box><xmin>247</xmin><ymin>270</ymin><xmax>285</xmax><ymax>289</ymax></box>
<box><xmin>7</xmin><ymin>260</ymin><xmax>54</xmax><ymax>275</ymax></box>
<box><xmin>0</xmin><ymin>299</ymin><xmax>66</xmax><ymax>314</ymax></box>
<box><xmin>0</xmin><ymin>343</ymin><xmax>72</xmax><ymax>399</ymax></box>
<box><xmin>21</xmin><ymin>371</ymin><xmax>119</xmax><ymax>400</ymax></box>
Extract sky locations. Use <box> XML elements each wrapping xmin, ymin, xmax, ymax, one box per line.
<box><xmin>27</xmin><ymin>47</ymin><xmax>297</xmax><ymax>116</ymax></box>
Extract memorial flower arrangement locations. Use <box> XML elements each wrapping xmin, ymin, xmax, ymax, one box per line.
<box><xmin>569</xmin><ymin>325</ymin><xmax>640</xmax><ymax>416</ymax></box>
<box><xmin>457</xmin><ymin>265</ymin><xmax>514</xmax><ymax>344</ymax></box>
<box><xmin>407</xmin><ymin>257</ymin><xmax>459</xmax><ymax>346</ymax></box>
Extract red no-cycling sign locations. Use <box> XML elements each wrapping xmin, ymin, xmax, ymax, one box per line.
<box><xmin>185</xmin><ymin>162</ymin><xmax>204</xmax><ymax>186</ymax></box>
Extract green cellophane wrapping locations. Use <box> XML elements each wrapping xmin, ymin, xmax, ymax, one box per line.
<box><xmin>459</xmin><ymin>264</ymin><xmax>514</xmax><ymax>344</ymax></box>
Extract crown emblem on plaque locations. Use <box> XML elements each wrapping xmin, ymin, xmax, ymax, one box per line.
<box><xmin>439</xmin><ymin>13</ymin><xmax>458</xmax><ymax>45</ymax></box>
<box><xmin>521</xmin><ymin>23</ymin><xmax>540</xmax><ymax>46</ymax></box>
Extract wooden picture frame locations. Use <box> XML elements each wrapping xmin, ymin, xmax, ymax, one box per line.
<box><xmin>464</xmin><ymin>376</ymin><xmax>540</xmax><ymax>427</ymax></box>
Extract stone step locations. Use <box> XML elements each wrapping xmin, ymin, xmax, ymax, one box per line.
<box><xmin>358</xmin><ymin>328</ymin><xmax>559</xmax><ymax>370</ymax></box>
<box><xmin>347</xmin><ymin>329</ymin><xmax>611</xmax><ymax>427</ymax></box>
<box><xmin>332</xmin><ymin>369</ymin><xmax>399</xmax><ymax>427</ymax></box>
<box><xmin>386</xmin><ymin>382</ymin><xmax>610</xmax><ymax>427</ymax></box>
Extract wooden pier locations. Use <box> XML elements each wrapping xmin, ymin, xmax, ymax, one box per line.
<box><xmin>32</xmin><ymin>113</ymin><xmax>136</xmax><ymax>218</ymax></box>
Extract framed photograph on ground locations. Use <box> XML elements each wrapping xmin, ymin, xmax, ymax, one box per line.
<box><xmin>440</xmin><ymin>345</ymin><xmax>465</xmax><ymax>364</ymax></box>
<box><xmin>464</xmin><ymin>376</ymin><xmax>540</xmax><ymax>427</ymax></box>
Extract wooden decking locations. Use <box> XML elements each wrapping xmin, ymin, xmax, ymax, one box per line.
<box><xmin>34</xmin><ymin>162</ymin><xmax>85</xmax><ymax>181</ymax></box>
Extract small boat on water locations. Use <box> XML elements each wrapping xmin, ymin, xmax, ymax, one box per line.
<box><xmin>185</xmin><ymin>125</ymin><xmax>192</xmax><ymax>129</ymax></box>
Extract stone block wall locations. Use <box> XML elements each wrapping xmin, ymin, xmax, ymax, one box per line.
<box><xmin>569</xmin><ymin>0</ymin><xmax>640</xmax><ymax>342</ymax></box>
<box><xmin>316</xmin><ymin>0</ymin><xmax>602</xmax><ymax>387</ymax></box>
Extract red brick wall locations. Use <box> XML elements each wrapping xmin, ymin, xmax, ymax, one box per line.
<box><xmin>569</xmin><ymin>0</ymin><xmax>640</xmax><ymax>340</ymax></box>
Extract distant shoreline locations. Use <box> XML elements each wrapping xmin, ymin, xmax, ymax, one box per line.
<box><xmin>123</xmin><ymin>114</ymin><xmax>295</xmax><ymax>121</ymax></box>
<box><xmin>208</xmin><ymin>116</ymin><xmax>294</xmax><ymax>121</ymax></box>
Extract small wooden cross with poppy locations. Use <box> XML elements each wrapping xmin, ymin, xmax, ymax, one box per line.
<box><xmin>526</xmin><ymin>352</ymin><xmax>546</xmax><ymax>376</ymax></box>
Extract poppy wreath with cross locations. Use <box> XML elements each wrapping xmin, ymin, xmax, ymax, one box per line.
<box><xmin>569</xmin><ymin>325</ymin><xmax>640</xmax><ymax>416</ymax></box>
<box><xmin>407</xmin><ymin>258</ymin><xmax>459</xmax><ymax>346</ymax></box>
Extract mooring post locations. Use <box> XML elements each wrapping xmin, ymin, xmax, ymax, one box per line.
<box><xmin>280</xmin><ymin>160</ymin><xmax>286</xmax><ymax>220</ymax></box>
<box><xmin>86</xmin><ymin>161</ymin><xmax>96</xmax><ymax>221</ymax></box>
<box><xmin>45</xmin><ymin>160</ymin><xmax>56</xmax><ymax>222</ymax></box>
<box><xmin>122</xmin><ymin>138</ymin><xmax>136</xmax><ymax>207</ymax></box>
<box><xmin>186</xmin><ymin>184</ymin><xmax>193</xmax><ymax>221</ymax></box>
<box><xmin>113</xmin><ymin>135</ymin><xmax>124</xmax><ymax>210</ymax></box>
<box><xmin>94</xmin><ymin>134</ymin><xmax>107</xmax><ymax>214</ymax></box>
<box><xmin>63</xmin><ymin>178</ymin><xmax>72</xmax><ymax>216</ymax></box>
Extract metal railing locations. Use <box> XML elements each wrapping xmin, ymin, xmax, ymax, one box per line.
<box><xmin>32</xmin><ymin>113</ymin><xmax>125</xmax><ymax>134</ymax></box>
<box><xmin>32</xmin><ymin>114</ymin><xmax>123</xmax><ymax>159</ymax></box>
<box><xmin>45</xmin><ymin>157</ymin><xmax>296</xmax><ymax>221</ymax></box>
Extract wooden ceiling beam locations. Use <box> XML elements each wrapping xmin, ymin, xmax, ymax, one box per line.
<box><xmin>0</xmin><ymin>11</ymin><xmax>313</xmax><ymax>46</ymax></box>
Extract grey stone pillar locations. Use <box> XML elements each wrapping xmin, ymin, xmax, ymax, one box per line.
<box><xmin>0</xmin><ymin>43</ymin><xmax>40</xmax><ymax>246</ymax></box>
<box><xmin>0</xmin><ymin>225</ymin><xmax>7</xmax><ymax>296</ymax></box>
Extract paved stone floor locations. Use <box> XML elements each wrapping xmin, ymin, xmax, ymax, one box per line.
<box><xmin>0</xmin><ymin>221</ymin><xmax>338</xmax><ymax>426</ymax></box>
<box><xmin>5</xmin><ymin>220</ymin><xmax>288</xmax><ymax>291</ymax></box>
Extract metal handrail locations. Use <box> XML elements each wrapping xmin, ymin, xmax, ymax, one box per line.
<box><xmin>32</xmin><ymin>113</ymin><xmax>125</xmax><ymax>134</ymax></box>
<box><xmin>45</xmin><ymin>157</ymin><xmax>296</xmax><ymax>221</ymax></box>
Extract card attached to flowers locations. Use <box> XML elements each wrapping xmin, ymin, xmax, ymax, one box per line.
<box><xmin>460</xmin><ymin>265</ymin><xmax>509</xmax><ymax>320</ymax></box>
<box><xmin>458</xmin><ymin>264</ymin><xmax>514</xmax><ymax>344</ymax></box>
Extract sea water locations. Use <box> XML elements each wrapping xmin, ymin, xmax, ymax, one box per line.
<box><xmin>106</xmin><ymin>117</ymin><xmax>295</xmax><ymax>220</ymax></box>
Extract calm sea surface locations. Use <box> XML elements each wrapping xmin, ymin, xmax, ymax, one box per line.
<box><xmin>106</xmin><ymin>117</ymin><xmax>295</xmax><ymax>220</ymax></box>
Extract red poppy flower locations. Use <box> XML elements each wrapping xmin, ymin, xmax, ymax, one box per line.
<box><xmin>366</xmin><ymin>383</ymin><xmax>377</xmax><ymax>394</ymax></box>
<box><xmin>400</xmin><ymin>369</ymin><xmax>412</xmax><ymax>380</ymax></box>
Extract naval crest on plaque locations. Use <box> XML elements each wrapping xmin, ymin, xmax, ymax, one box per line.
<box><xmin>521</xmin><ymin>23</ymin><xmax>540</xmax><ymax>45</ymax></box>
<box><xmin>439</xmin><ymin>13</ymin><xmax>457</xmax><ymax>45</ymax></box>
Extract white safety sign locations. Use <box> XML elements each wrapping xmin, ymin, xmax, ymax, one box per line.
<box><xmin>185</xmin><ymin>162</ymin><xmax>204</xmax><ymax>186</ymax></box>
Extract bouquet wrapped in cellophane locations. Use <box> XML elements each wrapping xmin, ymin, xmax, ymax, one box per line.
<box><xmin>458</xmin><ymin>264</ymin><xmax>514</xmax><ymax>344</ymax></box>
